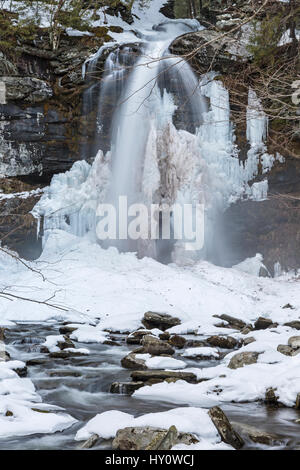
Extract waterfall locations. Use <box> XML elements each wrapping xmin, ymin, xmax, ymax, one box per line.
<box><xmin>34</xmin><ymin>19</ymin><xmax>283</xmax><ymax>265</ymax></box>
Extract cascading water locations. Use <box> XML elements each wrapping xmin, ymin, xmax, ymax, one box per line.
<box><xmin>34</xmin><ymin>17</ymin><xmax>284</xmax><ymax>265</ymax></box>
<box><xmin>80</xmin><ymin>20</ymin><xmax>208</xmax><ymax>259</ymax></box>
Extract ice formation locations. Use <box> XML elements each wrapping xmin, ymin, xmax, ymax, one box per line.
<box><xmin>34</xmin><ymin>20</ymin><xmax>284</xmax><ymax>261</ymax></box>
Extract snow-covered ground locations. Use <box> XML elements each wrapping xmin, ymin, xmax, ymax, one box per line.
<box><xmin>1</xmin><ymin>229</ymin><xmax>300</xmax><ymax>417</ymax></box>
<box><xmin>0</xmin><ymin>360</ymin><xmax>76</xmax><ymax>439</ymax></box>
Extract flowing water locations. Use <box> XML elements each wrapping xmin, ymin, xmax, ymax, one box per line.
<box><xmin>1</xmin><ymin>323</ymin><xmax>300</xmax><ymax>450</ymax></box>
<box><xmin>82</xmin><ymin>20</ymin><xmax>207</xmax><ymax>258</ymax></box>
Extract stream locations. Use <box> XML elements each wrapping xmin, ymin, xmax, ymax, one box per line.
<box><xmin>1</xmin><ymin>322</ymin><xmax>300</xmax><ymax>450</ymax></box>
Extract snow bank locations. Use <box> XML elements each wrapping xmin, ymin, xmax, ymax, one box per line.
<box><xmin>75</xmin><ymin>407</ymin><xmax>232</xmax><ymax>449</ymax></box>
<box><xmin>0</xmin><ymin>360</ymin><xmax>76</xmax><ymax>439</ymax></box>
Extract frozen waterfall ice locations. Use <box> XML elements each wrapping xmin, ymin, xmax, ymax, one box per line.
<box><xmin>34</xmin><ymin>19</ymin><xmax>284</xmax><ymax>265</ymax></box>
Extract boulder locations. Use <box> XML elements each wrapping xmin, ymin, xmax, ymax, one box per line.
<box><xmin>254</xmin><ymin>317</ymin><xmax>274</xmax><ymax>330</ymax></box>
<box><xmin>59</xmin><ymin>326</ymin><xmax>78</xmax><ymax>335</ymax></box>
<box><xmin>277</xmin><ymin>344</ymin><xmax>294</xmax><ymax>356</ymax></box>
<box><xmin>140</xmin><ymin>335</ymin><xmax>175</xmax><ymax>356</ymax></box>
<box><xmin>284</xmin><ymin>321</ymin><xmax>300</xmax><ymax>330</ymax></box>
<box><xmin>131</xmin><ymin>370</ymin><xmax>197</xmax><ymax>384</ymax></box>
<box><xmin>228</xmin><ymin>351</ymin><xmax>259</xmax><ymax>369</ymax></box>
<box><xmin>243</xmin><ymin>337</ymin><xmax>256</xmax><ymax>346</ymax></box>
<box><xmin>142</xmin><ymin>312</ymin><xmax>180</xmax><ymax>331</ymax></box>
<box><xmin>110</xmin><ymin>381</ymin><xmax>144</xmax><ymax>395</ymax></box>
<box><xmin>232</xmin><ymin>422</ymin><xmax>284</xmax><ymax>446</ymax></box>
<box><xmin>112</xmin><ymin>426</ymin><xmax>198</xmax><ymax>450</ymax></box>
<box><xmin>213</xmin><ymin>314</ymin><xmax>246</xmax><ymax>330</ymax></box>
<box><xmin>207</xmin><ymin>335</ymin><xmax>238</xmax><ymax>349</ymax></box>
<box><xmin>121</xmin><ymin>353</ymin><xmax>147</xmax><ymax>371</ymax></box>
<box><xmin>168</xmin><ymin>335</ymin><xmax>186</xmax><ymax>349</ymax></box>
<box><xmin>288</xmin><ymin>336</ymin><xmax>300</xmax><ymax>350</ymax></box>
<box><xmin>208</xmin><ymin>406</ymin><xmax>244</xmax><ymax>450</ymax></box>
<box><xmin>126</xmin><ymin>329</ymin><xmax>152</xmax><ymax>345</ymax></box>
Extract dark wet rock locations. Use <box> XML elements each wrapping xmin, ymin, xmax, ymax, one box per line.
<box><xmin>26</xmin><ymin>357</ymin><xmax>49</xmax><ymax>366</ymax></box>
<box><xmin>208</xmin><ymin>406</ymin><xmax>244</xmax><ymax>450</ymax></box>
<box><xmin>103</xmin><ymin>339</ymin><xmax>122</xmax><ymax>346</ymax></box>
<box><xmin>142</xmin><ymin>312</ymin><xmax>181</xmax><ymax>331</ymax></box>
<box><xmin>110</xmin><ymin>381</ymin><xmax>145</xmax><ymax>395</ymax></box>
<box><xmin>121</xmin><ymin>353</ymin><xmax>147</xmax><ymax>371</ymax></box>
<box><xmin>14</xmin><ymin>366</ymin><xmax>28</xmax><ymax>378</ymax></box>
<box><xmin>295</xmin><ymin>393</ymin><xmax>300</xmax><ymax>409</ymax></box>
<box><xmin>126</xmin><ymin>329</ymin><xmax>152</xmax><ymax>345</ymax></box>
<box><xmin>57</xmin><ymin>337</ymin><xmax>75</xmax><ymax>350</ymax></box>
<box><xmin>185</xmin><ymin>339</ymin><xmax>206</xmax><ymax>348</ymax></box>
<box><xmin>207</xmin><ymin>335</ymin><xmax>238</xmax><ymax>349</ymax></box>
<box><xmin>5</xmin><ymin>410</ymin><xmax>13</xmax><ymax>417</ymax></box>
<box><xmin>80</xmin><ymin>434</ymin><xmax>99</xmax><ymax>449</ymax></box>
<box><xmin>159</xmin><ymin>332</ymin><xmax>170</xmax><ymax>340</ymax></box>
<box><xmin>288</xmin><ymin>336</ymin><xmax>300</xmax><ymax>350</ymax></box>
<box><xmin>49</xmin><ymin>370</ymin><xmax>82</xmax><ymax>377</ymax></box>
<box><xmin>254</xmin><ymin>317</ymin><xmax>274</xmax><ymax>330</ymax></box>
<box><xmin>59</xmin><ymin>326</ymin><xmax>78</xmax><ymax>335</ymax></box>
<box><xmin>283</xmin><ymin>303</ymin><xmax>294</xmax><ymax>309</ymax></box>
<box><xmin>168</xmin><ymin>335</ymin><xmax>186</xmax><ymax>349</ymax></box>
<box><xmin>284</xmin><ymin>321</ymin><xmax>300</xmax><ymax>330</ymax></box>
<box><xmin>140</xmin><ymin>335</ymin><xmax>175</xmax><ymax>356</ymax></box>
<box><xmin>265</xmin><ymin>387</ymin><xmax>279</xmax><ymax>406</ymax></box>
<box><xmin>131</xmin><ymin>370</ymin><xmax>197</xmax><ymax>384</ymax></box>
<box><xmin>228</xmin><ymin>351</ymin><xmax>259</xmax><ymax>369</ymax></box>
<box><xmin>159</xmin><ymin>0</ymin><xmax>175</xmax><ymax>19</ymax></box>
<box><xmin>49</xmin><ymin>350</ymin><xmax>87</xmax><ymax>359</ymax></box>
<box><xmin>112</xmin><ymin>426</ymin><xmax>198</xmax><ymax>450</ymax></box>
<box><xmin>232</xmin><ymin>422</ymin><xmax>284</xmax><ymax>446</ymax></box>
<box><xmin>243</xmin><ymin>337</ymin><xmax>256</xmax><ymax>346</ymax></box>
<box><xmin>213</xmin><ymin>314</ymin><xmax>246</xmax><ymax>330</ymax></box>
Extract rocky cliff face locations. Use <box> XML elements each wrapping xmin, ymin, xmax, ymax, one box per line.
<box><xmin>0</xmin><ymin>26</ymin><xmax>118</xmax><ymax>258</ymax></box>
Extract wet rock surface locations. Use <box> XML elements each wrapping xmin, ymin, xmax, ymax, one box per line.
<box><xmin>209</xmin><ymin>406</ymin><xmax>244</xmax><ymax>450</ymax></box>
<box><xmin>130</xmin><ymin>370</ymin><xmax>198</xmax><ymax>385</ymax></box>
<box><xmin>142</xmin><ymin>312</ymin><xmax>181</xmax><ymax>331</ymax></box>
